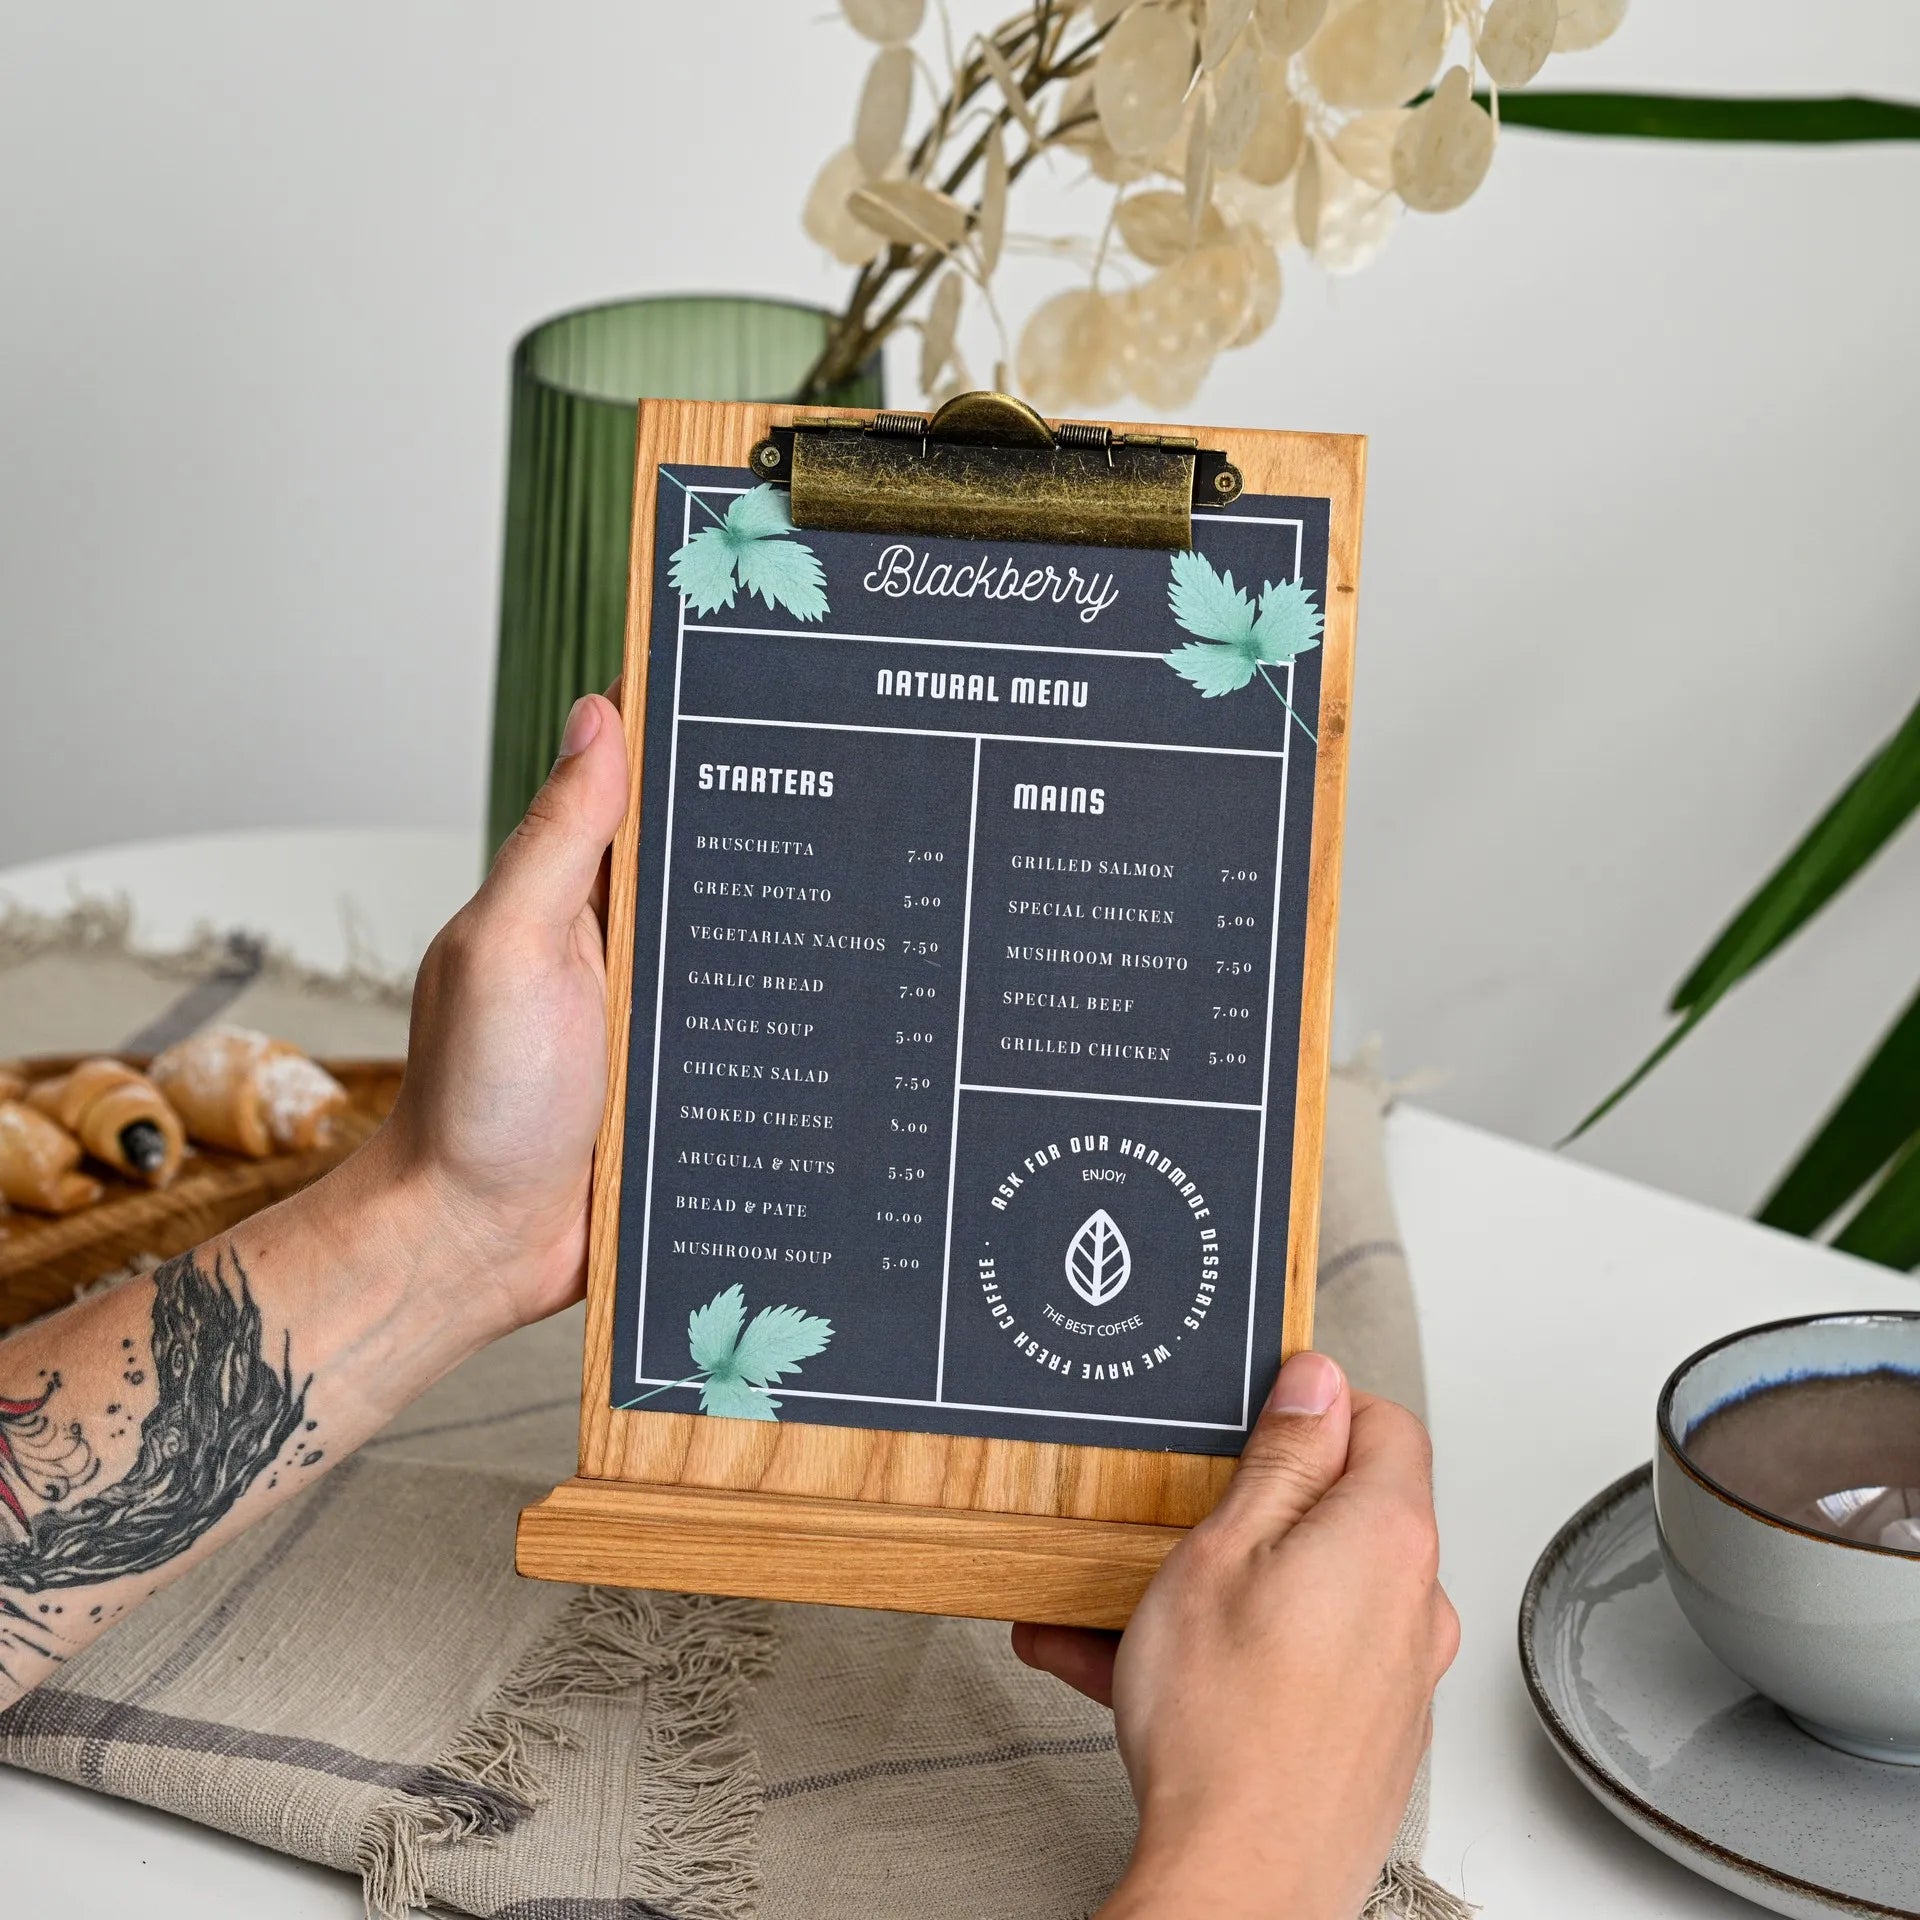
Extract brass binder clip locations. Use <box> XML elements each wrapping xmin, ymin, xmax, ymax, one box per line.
<box><xmin>747</xmin><ymin>391</ymin><xmax>1242</xmax><ymax>551</ymax></box>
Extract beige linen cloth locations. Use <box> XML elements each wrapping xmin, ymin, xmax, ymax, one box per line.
<box><xmin>0</xmin><ymin>905</ymin><xmax>1466</xmax><ymax>1919</ymax></box>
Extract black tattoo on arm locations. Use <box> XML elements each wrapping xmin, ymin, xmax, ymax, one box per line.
<box><xmin>0</xmin><ymin>1246</ymin><xmax>308</xmax><ymax>1598</ymax></box>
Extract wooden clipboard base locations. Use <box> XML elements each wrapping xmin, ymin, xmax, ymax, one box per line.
<box><xmin>515</xmin><ymin>1478</ymin><xmax>1185</xmax><ymax>1629</ymax></box>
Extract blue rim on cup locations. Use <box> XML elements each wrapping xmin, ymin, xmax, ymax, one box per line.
<box><xmin>1654</xmin><ymin>1311</ymin><xmax>1920</xmax><ymax>1764</ymax></box>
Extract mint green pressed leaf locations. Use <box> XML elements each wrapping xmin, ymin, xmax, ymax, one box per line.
<box><xmin>1671</xmin><ymin>696</ymin><xmax>1920</xmax><ymax>1016</ymax></box>
<box><xmin>730</xmin><ymin>1302</ymin><xmax>834</xmax><ymax>1386</ymax></box>
<box><xmin>1484</xmin><ymin>91</ymin><xmax>1920</xmax><ymax>144</ymax></box>
<box><xmin>1567</xmin><ymin>693</ymin><xmax>1920</xmax><ymax>1142</ymax></box>
<box><xmin>723</xmin><ymin>482</ymin><xmax>796</xmax><ymax>543</ymax></box>
<box><xmin>734</xmin><ymin>536</ymin><xmax>830</xmax><ymax>622</ymax></box>
<box><xmin>699</xmin><ymin>1374</ymin><xmax>780</xmax><ymax>1421</ymax></box>
<box><xmin>1757</xmin><ymin>984</ymin><xmax>1920</xmax><ymax>1238</ymax></box>
<box><xmin>687</xmin><ymin>1283</ymin><xmax>746</xmax><ymax>1373</ymax></box>
<box><xmin>1251</xmin><ymin>579</ymin><xmax>1325</xmax><ymax>664</ymax></box>
<box><xmin>1165</xmin><ymin>639</ymin><xmax>1259</xmax><ymax>697</ymax></box>
<box><xmin>1831</xmin><ymin>1135</ymin><xmax>1920</xmax><ymax>1272</ymax></box>
<box><xmin>669</xmin><ymin>524</ymin><xmax>741</xmax><ymax>614</ymax></box>
<box><xmin>1169</xmin><ymin>549</ymin><xmax>1256</xmax><ymax>643</ymax></box>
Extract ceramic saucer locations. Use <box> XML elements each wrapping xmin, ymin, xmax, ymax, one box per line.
<box><xmin>1519</xmin><ymin>1465</ymin><xmax>1920</xmax><ymax>1920</ymax></box>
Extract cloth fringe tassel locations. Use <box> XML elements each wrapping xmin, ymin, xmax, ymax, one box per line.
<box><xmin>1362</xmin><ymin>1855</ymin><xmax>1478</xmax><ymax>1920</ymax></box>
<box><xmin>353</xmin><ymin>1586</ymin><xmax>777</xmax><ymax>1920</ymax></box>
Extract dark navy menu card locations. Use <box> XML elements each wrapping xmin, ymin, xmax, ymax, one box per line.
<box><xmin>610</xmin><ymin>464</ymin><xmax>1329</xmax><ymax>1455</ymax></box>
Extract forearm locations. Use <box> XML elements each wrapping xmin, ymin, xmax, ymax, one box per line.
<box><xmin>0</xmin><ymin>1137</ymin><xmax>494</xmax><ymax>1706</ymax></box>
<box><xmin>1098</xmin><ymin>1816</ymin><xmax>1333</xmax><ymax>1920</ymax></box>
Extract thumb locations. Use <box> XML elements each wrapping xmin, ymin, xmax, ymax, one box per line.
<box><xmin>485</xmin><ymin>694</ymin><xmax>629</xmax><ymax>929</ymax></box>
<box><xmin>1207</xmin><ymin>1350</ymin><xmax>1351</xmax><ymax>1541</ymax></box>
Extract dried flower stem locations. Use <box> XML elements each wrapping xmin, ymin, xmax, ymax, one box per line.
<box><xmin>796</xmin><ymin>6</ymin><xmax>1108</xmax><ymax>402</ymax></box>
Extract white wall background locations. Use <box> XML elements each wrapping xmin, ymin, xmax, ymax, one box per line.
<box><xmin>2</xmin><ymin>1</ymin><xmax>1917</xmax><ymax>1223</ymax></box>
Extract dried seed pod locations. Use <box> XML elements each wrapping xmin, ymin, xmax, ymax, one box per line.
<box><xmin>1293</xmin><ymin>137</ymin><xmax>1322</xmax><ymax>250</ymax></box>
<box><xmin>1331</xmin><ymin>107</ymin><xmax>1407</xmax><ymax>188</ymax></box>
<box><xmin>1252</xmin><ymin>0</ymin><xmax>1328</xmax><ymax>57</ymax></box>
<box><xmin>1235</xmin><ymin>61</ymin><xmax>1304</xmax><ymax>185</ymax></box>
<box><xmin>1214</xmin><ymin>168</ymin><xmax>1299</xmax><ymax>247</ymax></box>
<box><xmin>1054</xmin><ymin>72</ymin><xmax>1099</xmax><ymax>146</ymax></box>
<box><xmin>1185</xmin><ymin>94</ymin><xmax>1214</xmax><ymax>239</ymax></box>
<box><xmin>854</xmin><ymin>46</ymin><xmax>914</xmax><ymax>176</ymax></box>
<box><xmin>1201</xmin><ymin>0</ymin><xmax>1257</xmax><ymax>69</ymax></box>
<box><xmin>1116</xmin><ymin>188</ymin><xmax>1225</xmax><ymax>265</ymax></box>
<box><xmin>1129</xmin><ymin>339</ymin><xmax>1211</xmax><ymax>411</ymax></box>
<box><xmin>920</xmin><ymin>269</ymin><xmax>963</xmax><ymax>392</ymax></box>
<box><xmin>1095</xmin><ymin>2</ymin><xmax>1198</xmax><ymax>157</ymax></box>
<box><xmin>842</xmin><ymin>0</ymin><xmax>925</xmax><ymax>45</ymax></box>
<box><xmin>1310</xmin><ymin>148</ymin><xmax>1400</xmax><ymax>272</ymax></box>
<box><xmin>1226</xmin><ymin>223</ymin><xmax>1283</xmax><ymax>345</ymax></box>
<box><xmin>980</xmin><ymin>36</ymin><xmax>1041</xmax><ymax>140</ymax></box>
<box><xmin>1210</xmin><ymin>42</ymin><xmax>1263</xmax><ymax>165</ymax></box>
<box><xmin>1305</xmin><ymin>0</ymin><xmax>1446</xmax><ymax>109</ymax></box>
<box><xmin>1133</xmin><ymin>243</ymin><xmax>1252</xmax><ymax>359</ymax></box>
<box><xmin>1017</xmin><ymin>286</ymin><xmax>1115</xmax><ymax>409</ymax></box>
<box><xmin>848</xmin><ymin>177</ymin><xmax>972</xmax><ymax>250</ymax></box>
<box><xmin>1058</xmin><ymin>74</ymin><xmax>1148</xmax><ymax>181</ymax></box>
<box><xmin>1553</xmin><ymin>0</ymin><xmax>1629</xmax><ymax>52</ymax></box>
<box><xmin>1478</xmin><ymin>0</ymin><xmax>1557</xmax><ymax>87</ymax></box>
<box><xmin>1066</xmin><ymin>292</ymin><xmax>1131</xmax><ymax>408</ymax></box>
<box><xmin>1391</xmin><ymin>64</ymin><xmax>1495</xmax><ymax>211</ymax></box>
<box><xmin>804</xmin><ymin>146</ymin><xmax>888</xmax><ymax>264</ymax></box>
<box><xmin>977</xmin><ymin>124</ymin><xmax>1009</xmax><ymax>274</ymax></box>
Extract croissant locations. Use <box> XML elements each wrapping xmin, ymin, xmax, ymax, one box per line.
<box><xmin>0</xmin><ymin>1066</ymin><xmax>25</xmax><ymax>1104</ymax></box>
<box><xmin>28</xmin><ymin>1058</ymin><xmax>186</xmax><ymax>1187</ymax></box>
<box><xmin>0</xmin><ymin>1101</ymin><xmax>104</xmax><ymax>1214</ymax></box>
<box><xmin>149</xmin><ymin>1027</ymin><xmax>348</xmax><ymax>1158</ymax></box>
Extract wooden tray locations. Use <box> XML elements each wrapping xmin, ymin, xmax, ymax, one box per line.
<box><xmin>0</xmin><ymin>1054</ymin><xmax>403</xmax><ymax>1331</ymax></box>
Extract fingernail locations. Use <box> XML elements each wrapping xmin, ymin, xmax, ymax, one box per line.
<box><xmin>1267</xmin><ymin>1350</ymin><xmax>1342</xmax><ymax>1417</ymax></box>
<box><xmin>557</xmin><ymin>696</ymin><xmax>600</xmax><ymax>760</ymax></box>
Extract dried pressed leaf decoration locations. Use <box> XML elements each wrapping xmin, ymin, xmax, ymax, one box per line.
<box><xmin>796</xmin><ymin>0</ymin><xmax>1630</xmax><ymax>410</ymax></box>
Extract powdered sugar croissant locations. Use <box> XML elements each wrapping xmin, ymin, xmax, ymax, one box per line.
<box><xmin>149</xmin><ymin>1027</ymin><xmax>348</xmax><ymax>1159</ymax></box>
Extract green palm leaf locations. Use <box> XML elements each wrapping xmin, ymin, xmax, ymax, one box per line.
<box><xmin>1758</xmin><ymin>986</ymin><xmax>1920</xmax><ymax>1239</ymax></box>
<box><xmin>1484</xmin><ymin>92</ymin><xmax>1920</xmax><ymax>144</ymax></box>
<box><xmin>1568</xmin><ymin>693</ymin><xmax>1920</xmax><ymax>1141</ymax></box>
<box><xmin>1832</xmin><ymin>1137</ymin><xmax>1920</xmax><ymax>1270</ymax></box>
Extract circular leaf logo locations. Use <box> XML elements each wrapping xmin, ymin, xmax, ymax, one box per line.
<box><xmin>1064</xmin><ymin>1208</ymin><xmax>1132</xmax><ymax>1307</ymax></box>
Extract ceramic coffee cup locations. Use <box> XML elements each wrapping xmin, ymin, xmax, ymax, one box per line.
<box><xmin>1654</xmin><ymin>1312</ymin><xmax>1920</xmax><ymax>1764</ymax></box>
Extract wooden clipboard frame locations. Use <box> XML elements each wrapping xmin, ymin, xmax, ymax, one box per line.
<box><xmin>516</xmin><ymin>399</ymin><xmax>1364</xmax><ymax>1627</ymax></box>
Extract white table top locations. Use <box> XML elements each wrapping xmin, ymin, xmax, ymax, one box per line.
<box><xmin>5</xmin><ymin>828</ymin><xmax>1913</xmax><ymax>1918</ymax></box>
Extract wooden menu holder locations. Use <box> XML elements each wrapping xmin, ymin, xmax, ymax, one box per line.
<box><xmin>515</xmin><ymin>398</ymin><xmax>1362</xmax><ymax>1628</ymax></box>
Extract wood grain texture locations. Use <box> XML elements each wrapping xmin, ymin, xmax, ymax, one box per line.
<box><xmin>516</xmin><ymin>1476</ymin><xmax>1181</xmax><ymax>1629</ymax></box>
<box><xmin>534</xmin><ymin>400</ymin><xmax>1362</xmax><ymax>1621</ymax></box>
<box><xmin>0</xmin><ymin>1057</ymin><xmax>403</xmax><ymax>1329</ymax></box>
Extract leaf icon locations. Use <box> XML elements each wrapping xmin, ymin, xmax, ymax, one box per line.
<box><xmin>667</xmin><ymin>483</ymin><xmax>830</xmax><ymax>623</ymax></box>
<box><xmin>1161</xmin><ymin>548</ymin><xmax>1322</xmax><ymax>743</ymax></box>
<box><xmin>1064</xmin><ymin>1209</ymin><xmax>1132</xmax><ymax>1308</ymax></box>
<box><xmin>683</xmin><ymin>1282</ymin><xmax>833</xmax><ymax>1421</ymax></box>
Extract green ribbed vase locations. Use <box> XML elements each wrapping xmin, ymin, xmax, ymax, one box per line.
<box><xmin>488</xmin><ymin>295</ymin><xmax>882</xmax><ymax>850</ymax></box>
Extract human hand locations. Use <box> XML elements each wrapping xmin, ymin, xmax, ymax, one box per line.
<box><xmin>1013</xmin><ymin>1353</ymin><xmax>1457</xmax><ymax>1920</ymax></box>
<box><xmin>363</xmin><ymin>688</ymin><xmax>628</xmax><ymax>1341</ymax></box>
